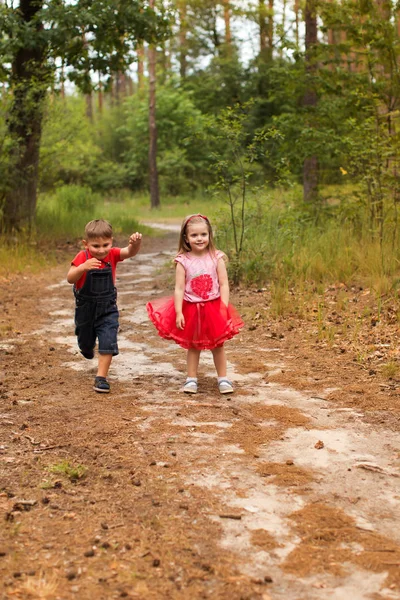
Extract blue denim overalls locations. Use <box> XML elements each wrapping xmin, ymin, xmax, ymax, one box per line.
<box><xmin>74</xmin><ymin>253</ymin><xmax>119</xmax><ymax>359</ymax></box>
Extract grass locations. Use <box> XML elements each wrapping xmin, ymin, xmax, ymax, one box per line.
<box><xmin>381</xmin><ymin>361</ymin><xmax>399</xmax><ymax>380</ymax></box>
<box><xmin>39</xmin><ymin>480</ymin><xmax>55</xmax><ymax>490</ymax></box>
<box><xmin>19</xmin><ymin>570</ymin><xmax>59</xmax><ymax>599</ymax></box>
<box><xmin>214</xmin><ymin>184</ymin><xmax>400</xmax><ymax>304</ymax></box>
<box><xmin>106</xmin><ymin>189</ymin><xmax>216</xmax><ymax>222</ymax></box>
<box><xmin>0</xmin><ymin>186</ymin><xmax>219</xmax><ymax>277</ymax></box>
<box><xmin>0</xmin><ymin>237</ymin><xmax>55</xmax><ymax>278</ymax></box>
<box><xmin>35</xmin><ymin>186</ymin><xmax>218</xmax><ymax>240</ymax></box>
<box><xmin>48</xmin><ymin>460</ymin><xmax>87</xmax><ymax>482</ymax></box>
<box><xmin>4</xmin><ymin>182</ymin><xmax>400</xmax><ymax>312</ymax></box>
<box><xmin>35</xmin><ymin>186</ymin><xmax>144</xmax><ymax>240</ymax></box>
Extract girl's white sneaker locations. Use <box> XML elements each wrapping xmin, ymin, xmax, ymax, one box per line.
<box><xmin>183</xmin><ymin>380</ymin><xmax>198</xmax><ymax>394</ymax></box>
<box><xmin>218</xmin><ymin>379</ymin><xmax>234</xmax><ymax>394</ymax></box>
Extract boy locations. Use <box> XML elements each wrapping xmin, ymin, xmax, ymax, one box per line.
<box><xmin>67</xmin><ymin>219</ymin><xmax>142</xmax><ymax>393</ymax></box>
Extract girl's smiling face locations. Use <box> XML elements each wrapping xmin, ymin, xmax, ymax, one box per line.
<box><xmin>186</xmin><ymin>222</ymin><xmax>210</xmax><ymax>254</ymax></box>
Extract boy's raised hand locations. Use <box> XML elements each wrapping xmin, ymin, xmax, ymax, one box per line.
<box><xmin>120</xmin><ymin>232</ymin><xmax>142</xmax><ymax>260</ymax></box>
<box><xmin>129</xmin><ymin>232</ymin><xmax>142</xmax><ymax>247</ymax></box>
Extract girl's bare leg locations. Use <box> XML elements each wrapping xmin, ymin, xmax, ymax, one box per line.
<box><xmin>211</xmin><ymin>345</ymin><xmax>227</xmax><ymax>377</ymax></box>
<box><xmin>97</xmin><ymin>353</ymin><xmax>113</xmax><ymax>378</ymax></box>
<box><xmin>187</xmin><ymin>348</ymin><xmax>201</xmax><ymax>378</ymax></box>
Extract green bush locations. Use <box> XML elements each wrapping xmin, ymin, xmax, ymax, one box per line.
<box><xmin>36</xmin><ymin>185</ymin><xmax>99</xmax><ymax>238</ymax></box>
<box><xmin>39</xmin><ymin>96</ymin><xmax>101</xmax><ymax>190</ymax></box>
<box><xmin>118</xmin><ymin>80</ymin><xmax>215</xmax><ymax>194</ymax></box>
<box><xmin>217</xmin><ymin>185</ymin><xmax>400</xmax><ymax>290</ymax></box>
<box><xmin>54</xmin><ymin>184</ymin><xmax>101</xmax><ymax>213</ymax></box>
<box><xmin>35</xmin><ymin>185</ymin><xmax>144</xmax><ymax>240</ymax></box>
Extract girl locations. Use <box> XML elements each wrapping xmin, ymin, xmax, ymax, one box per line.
<box><xmin>146</xmin><ymin>214</ymin><xmax>244</xmax><ymax>394</ymax></box>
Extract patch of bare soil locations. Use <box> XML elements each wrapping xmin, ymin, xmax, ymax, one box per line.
<box><xmin>283</xmin><ymin>503</ymin><xmax>400</xmax><ymax>587</ymax></box>
<box><xmin>1</xmin><ymin>229</ymin><xmax>400</xmax><ymax>599</ymax></box>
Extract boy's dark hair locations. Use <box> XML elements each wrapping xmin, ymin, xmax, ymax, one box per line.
<box><xmin>84</xmin><ymin>219</ymin><xmax>113</xmax><ymax>240</ymax></box>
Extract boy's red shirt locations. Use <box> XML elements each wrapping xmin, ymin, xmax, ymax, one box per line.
<box><xmin>71</xmin><ymin>247</ymin><xmax>122</xmax><ymax>290</ymax></box>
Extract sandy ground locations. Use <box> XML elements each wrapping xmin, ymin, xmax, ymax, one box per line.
<box><xmin>1</xmin><ymin>226</ymin><xmax>400</xmax><ymax>600</ymax></box>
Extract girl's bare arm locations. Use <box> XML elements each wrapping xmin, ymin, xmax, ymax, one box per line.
<box><xmin>217</xmin><ymin>258</ymin><xmax>230</xmax><ymax>306</ymax></box>
<box><xmin>174</xmin><ymin>263</ymin><xmax>186</xmax><ymax>329</ymax></box>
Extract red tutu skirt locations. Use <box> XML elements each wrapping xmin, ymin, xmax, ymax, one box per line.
<box><xmin>146</xmin><ymin>296</ymin><xmax>244</xmax><ymax>350</ymax></box>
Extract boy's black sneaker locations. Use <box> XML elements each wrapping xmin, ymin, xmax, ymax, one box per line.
<box><xmin>93</xmin><ymin>376</ymin><xmax>110</xmax><ymax>393</ymax></box>
<box><xmin>81</xmin><ymin>350</ymin><xmax>94</xmax><ymax>360</ymax></box>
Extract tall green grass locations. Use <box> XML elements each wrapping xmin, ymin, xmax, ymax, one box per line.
<box><xmin>215</xmin><ymin>185</ymin><xmax>400</xmax><ymax>305</ymax></box>
<box><xmin>35</xmin><ymin>185</ymin><xmax>142</xmax><ymax>239</ymax></box>
<box><xmin>0</xmin><ymin>185</ymin><xmax>220</xmax><ymax>277</ymax></box>
<box><xmin>35</xmin><ymin>185</ymin><xmax>217</xmax><ymax>240</ymax></box>
<box><xmin>4</xmin><ymin>183</ymin><xmax>400</xmax><ymax>300</ymax></box>
<box><xmin>0</xmin><ymin>238</ymin><xmax>54</xmax><ymax>278</ymax></box>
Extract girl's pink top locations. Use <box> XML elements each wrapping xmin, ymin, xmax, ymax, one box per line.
<box><xmin>175</xmin><ymin>250</ymin><xmax>225</xmax><ymax>302</ymax></box>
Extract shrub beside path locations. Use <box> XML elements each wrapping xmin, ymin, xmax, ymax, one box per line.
<box><xmin>1</xmin><ymin>228</ymin><xmax>400</xmax><ymax>599</ymax></box>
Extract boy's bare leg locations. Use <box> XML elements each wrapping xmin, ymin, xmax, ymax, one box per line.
<box><xmin>97</xmin><ymin>354</ymin><xmax>113</xmax><ymax>378</ymax></box>
<box><xmin>211</xmin><ymin>345</ymin><xmax>227</xmax><ymax>377</ymax></box>
<box><xmin>187</xmin><ymin>348</ymin><xmax>201</xmax><ymax>378</ymax></box>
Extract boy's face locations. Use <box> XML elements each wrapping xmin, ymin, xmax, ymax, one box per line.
<box><xmin>83</xmin><ymin>236</ymin><xmax>113</xmax><ymax>261</ymax></box>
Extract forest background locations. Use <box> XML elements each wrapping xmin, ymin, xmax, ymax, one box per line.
<box><xmin>1</xmin><ymin>0</ymin><xmax>400</xmax><ymax>317</ymax></box>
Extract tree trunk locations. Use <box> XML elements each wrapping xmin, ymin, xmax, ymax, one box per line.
<box><xmin>259</xmin><ymin>0</ymin><xmax>267</xmax><ymax>54</ymax></box>
<box><xmin>303</xmin><ymin>156</ymin><xmax>318</xmax><ymax>203</ymax></box>
<box><xmin>98</xmin><ymin>75</ymin><xmax>103</xmax><ymax>115</ymax></box>
<box><xmin>86</xmin><ymin>92</ymin><xmax>93</xmax><ymax>121</ymax></box>
<box><xmin>259</xmin><ymin>0</ymin><xmax>273</xmax><ymax>60</ymax></box>
<box><xmin>109</xmin><ymin>75</ymin><xmax>115</xmax><ymax>106</ymax></box>
<box><xmin>303</xmin><ymin>0</ymin><xmax>318</xmax><ymax>204</ymax></box>
<box><xmin>397</xmin><ymin>7</ymin><xmax>400</xmax><ymax>37</ymax></box>
<box><xmin>223</xmin><ymin>0</ymin><xmax>232</xmax><ymax>46</ymax></box>
<box><xmin>2</xmin><ymin>0</ymin><xmax>47</xmax><ymax>233</ymax></box>
<box><xmin>82</xmin><ymin>31</ymin><xmax>93</xmax><ymax>119</ymax></box>
<box><xmin>127</xmin><ymin>75</ymin><xmax>134</xmax><ymax>96</ymax></box>
<box><xmin>115</xmin><ymin>72</ymin><xmax>121</xmax><ymax>105</ymax></box>
<box><xmin>60</xmin><ymin>58</ymin><xmax>66</xmax><ymax>99</ymax></box>
<box><xmin>280</xmin><ymin>0</ymin><xmax>287</xmax><ymax>57</ymax></box>
<box><xmin>120</xmin><ymin>73</ymin><xmax>127</xmax><ymax>98</ymax></box>
<box><xmin>178</xmin><ymin>0</ymin><xmax>187</xmax><ymax>79</ymax></box>
<box><xmin>211</xmin><ymin>7</ymin><xmax>221</xmax><ymax>52</ymax></box>
<box><xmin>294</xmin><ymin>0</ymin><xmax>300</xmax><ymax>49</ymax></box>
<box><xmin>137</xmin><ymin>44</ymin><xmax>145</xmax><ymax>91</ymax></box>
<box><xmin>160</xmin><ymin>41</ymin><xmax>171</xmax><ymax>84</ymax></box>
<box><xmin>148</xmin><ymin>0</ymin><xmax>160</xmax><ymax>209</ymax></box>
<box><xmin>267</xmin><ymin>0</ymin><xmax>274</xmax><ymax>61</ymax></box>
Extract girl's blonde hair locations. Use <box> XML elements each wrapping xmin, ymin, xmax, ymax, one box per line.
<box><xmin>177</xmin><ymin>214</ymin><xmax>217</xmax><ymax>255</ymax></box>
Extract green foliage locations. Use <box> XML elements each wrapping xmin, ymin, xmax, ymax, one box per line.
<box><xmin>18</xmin><ymin>1</ymin><xmax>169</xmax><ymax>92</ymax></box>
<box><xmin>48</xmin><ymin>460</ymin><xmax>87</xmax><ymax>482</ymax></box>
<box><xmin>35</xmin><ymin>186</ymin><xmax>144</xmax><ymax>239</ymax></box>
<box><xmin>206</xmin><ymin>101</ymin><xmax>292</xmax><ymax>282</ymax></box>
<box><xmin>39</xmin><ymin>82</ymin><xmax>216</xmax><ymax>196</ymax></box>
<box><xmin>0</xmin><ymin>95</ymin><xmax>13</xmax><ymax>202</ymax></box>
<box><xmin>50</xmin><ymin>184</ymin><xmax>100</xmax><ymax>213</ymax></box>
<box><xmin>217</xmin><ymin>185</ymin><xmax>400</xmax><ymax>291</ymax></box>
<box><xmin>0</xmin><ymin>235</ymin><xmax>55</xmax><ymax>278</ymax></box>
<box><xmin>186</xmin><ymin>50</ymin><xmax>247</xmax><ymax>114</ymax></box>
<box><xmin>0</xmin><ymin>0</ymin><xmax>170</xmax><ymax>230</ymax></box>
<box><xmin>117</xmin><ymin>80</ymin><xmax>214</xmax><ymax>193</ymax></box>
<box><xmin>40</xmin><ymin>97</ymin><xmax>101</xmax><ymax>189</ymax></box>
<box><xmin>3</xmin><ymin>0</ymin><xmax>400</xmax><ymax>267</ymax></box>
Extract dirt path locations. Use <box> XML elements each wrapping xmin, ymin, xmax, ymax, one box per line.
<box><xmin>1</xmin><ymin>227</ymin><xmax>400</xmax><ymax>600</ymax></box>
